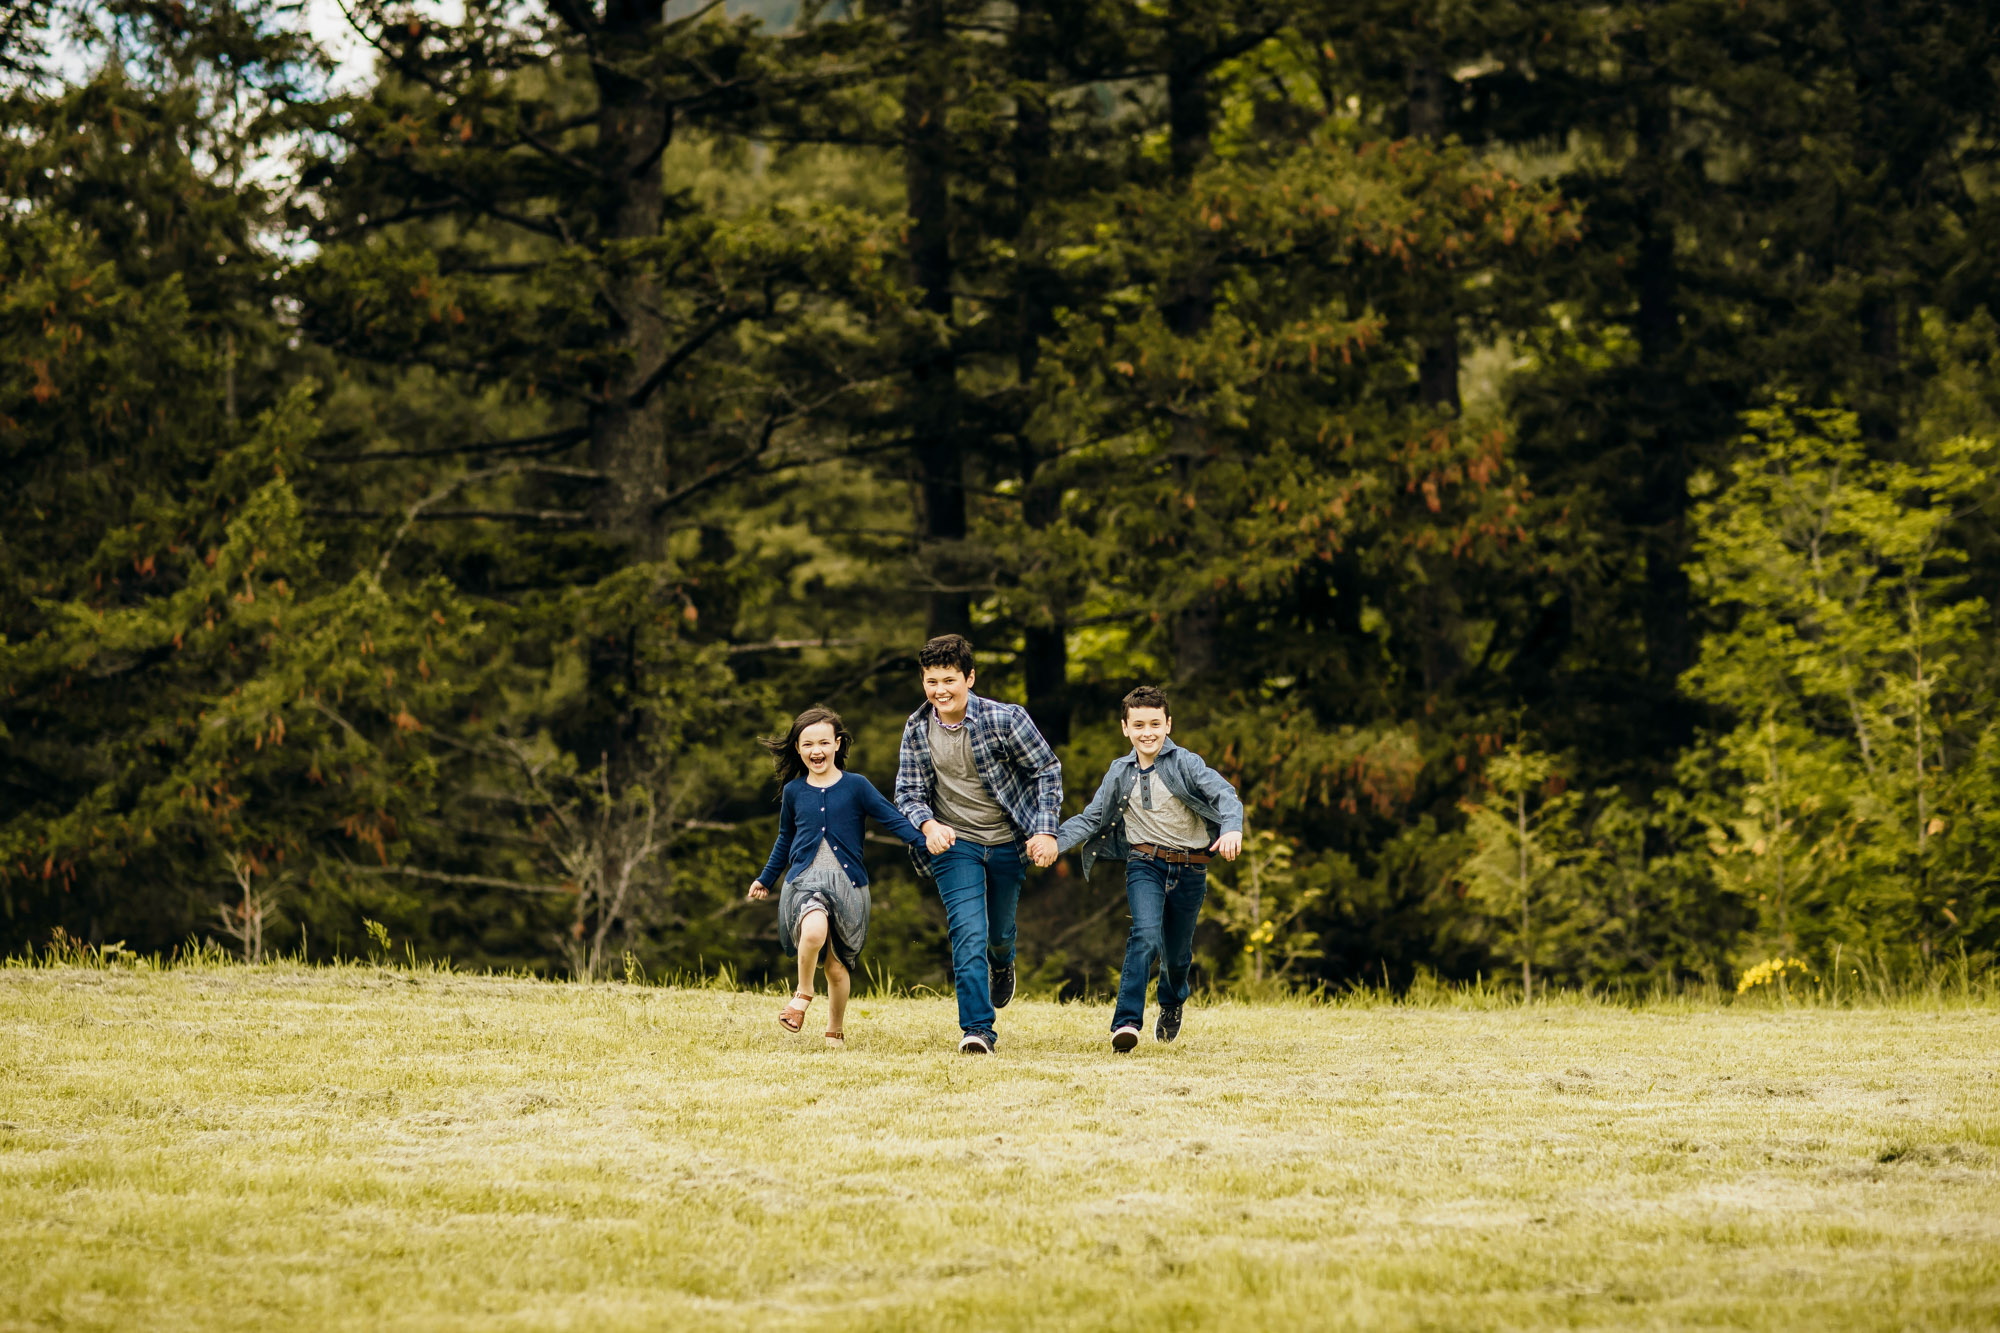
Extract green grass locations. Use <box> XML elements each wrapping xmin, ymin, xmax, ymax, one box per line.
<box><xmin>4</xmin><ymin>965</ymin><xmax>1998</xmax><ymax>1330</ymax></box>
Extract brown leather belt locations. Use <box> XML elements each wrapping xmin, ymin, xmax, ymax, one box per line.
<box><xmin>1131</xmin><ymin>842</ymin><xmax>1212</xmax><ymax>865</ymax></box>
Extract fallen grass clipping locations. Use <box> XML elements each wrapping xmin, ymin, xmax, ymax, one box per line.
<box><xmin>4</xmin><ymin>964</ymin><xmax>1999</xmax><ymax>1330</ymax></box>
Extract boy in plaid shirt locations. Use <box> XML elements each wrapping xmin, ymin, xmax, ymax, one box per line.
<box><xmin>895</xmin><ymin>634</ymin><xmax>1062</xmax><ymax>1054</ymax></box>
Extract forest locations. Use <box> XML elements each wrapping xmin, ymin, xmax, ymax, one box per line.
<box><xmin>4</xmin><ymin>0</ymin><xmax>1998</xmax><ymax>994</ymax></box>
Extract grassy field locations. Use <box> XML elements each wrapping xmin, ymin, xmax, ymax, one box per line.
<box><xmin>3</xmin><ymin>965</ymin><xmax>1998</xmax><ymax>1331</ymax></box>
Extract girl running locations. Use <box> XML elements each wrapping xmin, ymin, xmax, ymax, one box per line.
<box><xmin>748</xmin><ymin>706</ymin><xmax>923</xmax><ymax>1046</ymax></box>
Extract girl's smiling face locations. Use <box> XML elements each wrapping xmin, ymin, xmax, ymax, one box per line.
<box><xmin>797</xmin><ymin>721</ymin><xmax>840</xmax><ymax>778</ymax></box>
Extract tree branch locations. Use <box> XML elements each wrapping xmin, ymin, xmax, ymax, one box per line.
<box><xmin>357</xmin><ymin>864</ymin><xmax>573</xmax><ymax>893</ymax></box>
<box><xmin>331</xmin><ymin>129</ymin><xmax>573</xmax><ymax>243</ymax></box>
<box><xmin>547</xmin><ymin>0</ymin><xmax>599</xmax><ymax>44</ymax></box>
<box><xmin>315</xmin><ymin>426</ymin><xmax>589</xmax><ymax>464</ymax></box>
<box><xmin>620</xmin><ymin>306</ymin><xmax>755</xmax><ymax>411</ymax></box>
<box><xmin>313</xmin><ymin>507</ymin><xmax>591</xmax><ymax>523</ymax></box>
<box><xmin>725</xmin><ymin>636</ymin><xmax>871</xmax><ymax>654</ymax></box>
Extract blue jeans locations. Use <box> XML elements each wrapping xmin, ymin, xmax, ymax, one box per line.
<box><xmin>1114</xmin><ymin>854</ymin><xmax>1208</xmax><ymax>1031</ymax></box>
<box><xmin>932</xmin><ymin>839</ymin><xmax>1026</xmax><ymax>1039</ymax></box>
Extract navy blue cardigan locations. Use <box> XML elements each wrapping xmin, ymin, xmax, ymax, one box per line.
<box><xmin>756</xmin><ymin>771</ymin><xmax>922</xmax><ymax>890</ymax></box>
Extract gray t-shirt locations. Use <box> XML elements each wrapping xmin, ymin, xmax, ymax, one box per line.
<box><xmin>1124</xmin><ymin>764</ymin><xmax>1210</xmax><ymax>851</ymax></box>
<box><xmin>928</xmin><ymin>715</ymin><xmax>1016</xmax><ymax>846</ymax></box>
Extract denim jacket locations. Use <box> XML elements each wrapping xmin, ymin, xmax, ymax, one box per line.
<box><xmin>1056</xmin><ymin>737</ymin><xmax>1244</xmax><ymax>880</ymax></box>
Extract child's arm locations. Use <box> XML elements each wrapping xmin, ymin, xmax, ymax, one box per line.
<box><xmin>858</xmin><ymin>776</ymin><xmax>923</xmax><ymax>845</ymax></box>
<box><xmin>748</xmin><ymin>785</ymin><xmax>794</xmax><ymax>899</ymax></box>
<box><xmin>1010</xmin><ymin>713</ymin><xmax>1064</xmax><ymax>840</ymax></box>
<box><xmin>1056</xmin><ymin>765</ymin><xmax>1121</xmax><ymax>857</ymax></box>
<box><xmin>893</xmin><ymin>715</ymin><xmax>936</xmax><ymax>830</ymax></box>
<box><xmin>1187</xmin><ymin>753</ymin><xmax>1246</xmax><ymax>859</ymax></box>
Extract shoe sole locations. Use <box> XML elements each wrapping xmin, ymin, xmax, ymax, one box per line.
<box><xmin>958</xmin><ymin>1037</ymin><xmax>992</xmax><ymax>1055</ymax></box>
<box><xmin>1111</xmin><ymin>1028</ymin><xmax>1139</xmax><ymax>1052</ymax></box>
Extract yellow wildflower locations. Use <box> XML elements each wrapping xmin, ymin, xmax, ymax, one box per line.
<box><xmin>1736</xmin><ymin>957</ymin><xmax>1813</xmax><ymax>994</ymax></box>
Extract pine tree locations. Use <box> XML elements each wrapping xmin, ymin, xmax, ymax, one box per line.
<box><xmin>1457</xmin><ymin>741</ymin><xmax>1599</xmax><ymax>998</ymax></box>
<box><xmin>0</xmin><ymin>2</ymin><xmax>477</xmax><ymax>952</ymax></box>
<box><xmin>1683</xmin><ymin>402</ymin><xmax>1998</xmax><ymax>964</ymax></box>
<box><xmin>287</xmin><ymin>0</ymin><xmax>911</xmax><ymax>974</ymax></box>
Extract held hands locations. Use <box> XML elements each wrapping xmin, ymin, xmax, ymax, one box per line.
<box><xmin>1025</xmin><ymin>833</ymin><xmax>1059</xmax><ymax>868</ymax></box>
<box><xmin>746</xmin><ymin>880</ymin><xmax>770</xmax><ymax>901</ymax></box>
<box><xmin>1210</xmin><ymin>831</ymin><xmax>1243</xmax><ymax>862</ymax></box>
<box><xmin>922</xmin><ymin>820</ymin><xmax>958</xmax><ymax>855</ymax></box>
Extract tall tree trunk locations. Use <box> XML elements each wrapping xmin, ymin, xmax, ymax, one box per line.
<box><xmin>1405</xmin><ymin>59</ymin><xmax>1462</xmax><ymax>416</ymax></box>
<box><xmin>1766</xmin><ymin>714</ymin><xmax>1788</xmax><ymax>952</ymax></box>
<box><xmin>1013</xmin><ymin>0</ymin><xmax>1067</xmax><ymax>741</ymax></box>
<box><xmin>1630</xmin><ymin>74</ymin><xmax>1693</xmax><ymax>705</ymax></box>
<box><xmin>583</xmin><ymin>0</ymin><xmax>672</xmax><ymax>771</ymax></box>
<box><xmin>1858</xmin><ymin>293</ymin><xmax>1902</xmax><ymax>445</ymax></box>
<box><xmin>1517</xmin><ymin>785</ymin><xmax>1531</xmax><ymax>1002</ymax></box>
<box><xmin>588</xmin><ymin>0</ymin><xmax>672</xmax><ymax>566</ymax></box>
<box><xmin>1845</xmin><ymin>0</ymin><xmax>1919</xmax><ymax>445</ymax></box>
<box><xmin>1406</xmin><ymin>55</ymin><xmax>1465</xmax><ymax>695</ymax></box>
<box><xmin>904</xmin><ymin>0</ymin><xmax>968</xmax><ymax>638</ymax></box>
<box><xmin>1166</xmin><ymin>0</ymin><xmax>1219</xmax><ymax>680</ymax></box>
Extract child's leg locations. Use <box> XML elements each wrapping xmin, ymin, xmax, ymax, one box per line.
<box><xmin>778</xmin><ymin>905</ymin><xmax>827</xmax><ymax>1032</ymax></box>
<box><xmin>1113</xmin><ymin>857</ymin><xmax>1168</xmax><ymax>1032</ymax></box>
<box><xmin>824</xmin><ymin>952</ymin><xmax>851</xmax><ymax>1035</ymax></box>
<box><xmin>983</xmin><ymin>840</ymin><xmax>1027</xmax><ymax>972</ymax></box>
<box><xmin>796</xmin><ymin>907</ymin><xmax>828</xmax><ymax>996</ymax></box>
<box><xmin>933</xmin><ymin>845</ymin><xmax>997</xmax><ymax>1037</ymax></box>
<box><xmin>1157</xmin><ymin>864</ymin><xmax>1208</xmax><ymax>1009</ymax></box>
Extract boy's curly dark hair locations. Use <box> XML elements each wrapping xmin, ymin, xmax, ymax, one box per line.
<box><xmin>759</xmin><ymin>706</ymin><xmax>852</xmax><ymax>787</ymax></box>
<box><xmin>1121</xmin><ymin>685</ymin><xmax>1171</xmax><ymax>720</ymax></box>
<box><xmin>918</xmin><ymin>633</ymin><xmax>976</xmax><ymax>675</ymax></box>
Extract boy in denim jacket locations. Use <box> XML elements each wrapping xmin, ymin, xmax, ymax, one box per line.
<box><xmin>1057</xmin><ymin>686</ymin><xmax>1243</xmax><ymax>1050</ymax></box>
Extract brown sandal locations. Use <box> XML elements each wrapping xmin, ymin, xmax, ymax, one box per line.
<box><xmin>778</xmin><ymin>989</ymin><xmax>813</xmax><ymax>1033</ymax></box>
<box><xmin>825</xmin><ymin>1029</ymin><xmax>845</xmax><ymax>1048</ymax></box>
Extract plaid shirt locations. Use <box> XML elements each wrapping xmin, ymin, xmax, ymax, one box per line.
<box><xmin>895</xmin><ymin>693</ymin><xmax>1063</xmax><ymax>840</ymax></box>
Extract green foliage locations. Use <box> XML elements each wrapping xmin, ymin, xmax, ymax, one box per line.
<box><xmin>1457</xmin><ymin>742</ymin><xmax>1601</xmax><ymax>997</ymax></box>
<box><xmin>8</xmin><ymin>0</ymin><xmax>2000</xmax><ymax>999</ymax></box>
<box><xmin>0</xmin><ymin>8</ymin><xmax>477</xmax><ymax>953</ymax></box>
<box><xmin>1027</xmin><ymin>132</ymin><xmax>1574</xmax><ymax>607</ymax></box>
<box><xmin>1204</xmin><ymin>831</ymin><xmax>1327</xmax><ymax>991</ymax></box>
<box><xmin>1682</xmin><ymin>404</ymin><xmax>2000</xmax><ymax>966</ymax></box>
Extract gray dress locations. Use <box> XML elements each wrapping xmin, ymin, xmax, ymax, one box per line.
<box><xmin>778</xmin><ymin>837</ymin><xmax>869</xmax><ymax>970</ymax></box>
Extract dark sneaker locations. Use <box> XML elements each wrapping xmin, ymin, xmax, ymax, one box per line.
<box><xmin>959</xmin><ymin>1031</ymin><xmax>994</xmax><ymax>1055</ymax></box>
<box><xmin>990</xmin><ymin>962</ymin><xmax>1016</xmax><ymax>1010</ymax></box>
<box><xmin>1156</xmin><ymin>1003</ymin><xmax>1184</xmax><ymax>1043</ymax></box>
<box><xmin>1111</xmin><ymin>1024</ymin><xmax>1141</xmax><ymax>1052</ymax></box>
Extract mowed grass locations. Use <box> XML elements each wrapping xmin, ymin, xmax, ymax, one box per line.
<box><xmin>3</xmin><ymin>967</ymin><xmax>1999</xmax><ymax>1331</ymax></box>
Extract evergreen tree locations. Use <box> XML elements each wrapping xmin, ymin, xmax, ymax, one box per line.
<box><xmin>0</xmin><ymin>2</ymin><xmax>476</xmax><ymax>953</ymax></box>
<box><xmin>1683</xmin><ymin>402</ymin><xmax>1998</xmax><ymax>965</ymax></box>
<box><xmin>8</xmin><ymin>0</ymin><xmax>2000</xmax><ymax>989</ymax></box>
<box><xmin>1457</xmin><ymin>740</ymin><xmax>1598</xmax><ymax>997</ymax></box>
<box><xmin>287</xmin><ymin>0</ymin><xmax>911</xmax><ymax>974</ymax></box>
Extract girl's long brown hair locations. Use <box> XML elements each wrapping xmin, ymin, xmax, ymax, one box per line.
<box><xmin>759</xmin><ymin>706</ymin><xmax>852</xmax><ymax>788</ymax></box>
